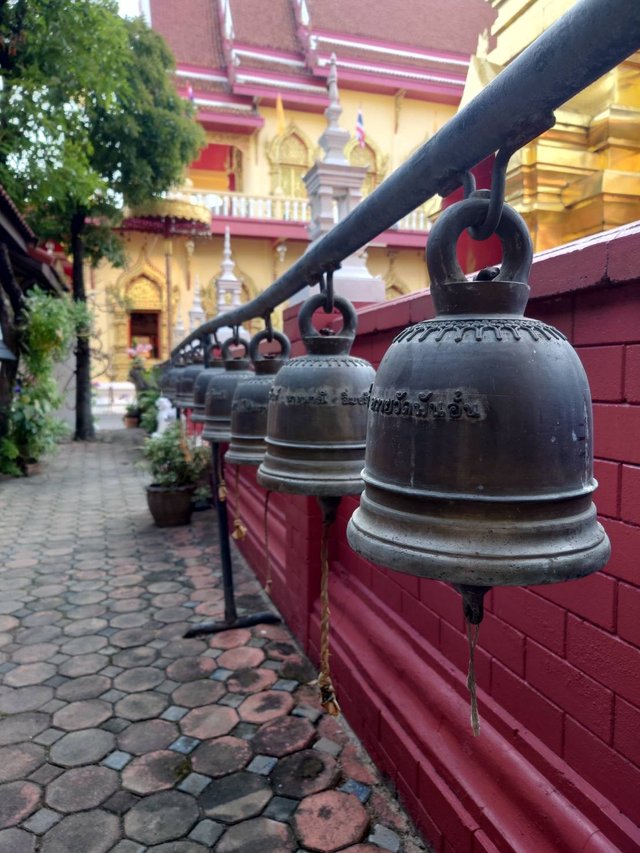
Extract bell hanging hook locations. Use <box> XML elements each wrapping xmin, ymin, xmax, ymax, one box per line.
<box><xmin>462</xmin><ymin>145</ymin><xmax>516</xmax><ymax>241</ymax></box>
<box><xmin>262</xmin><ymin>311</ymin><xmax>274</xmax><ymax>343</ymax></box>
<box><xmin>318</xmin><ymin>266</ymin><xmax>339</xmax><ymax>314</ymax></box>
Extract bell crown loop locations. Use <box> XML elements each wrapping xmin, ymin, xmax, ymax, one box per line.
<box><xmin>221</xmin><ymin>335</ymin><xmax>251</xmax><ymax>370</ymax></box>
<box><xmin>427</xmin><ymin>198</ymin><xmax>533</xmax><ymax>317</ymax></box>
<box><xmin>249</xmin><ymin>329</ymin><xmax>291</xmax><ymax>375</ymax></box>
<box><xmin>298</xmin><ymin>293</ymin><xmax>358</xmax><ymax>356</ymax></box>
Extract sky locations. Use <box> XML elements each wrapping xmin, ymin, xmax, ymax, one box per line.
<box><xmin>118</xmin><ymin>0</ymin><xmax>140</xmax><ymax>18</ymax></box>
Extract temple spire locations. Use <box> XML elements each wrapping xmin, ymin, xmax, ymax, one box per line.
<box><xmin>319</xmin><ymin>54</ymin><xmax>349</xmax><ymax>165</ymax></box>
<box><xmin>189</xmin><ymin>275</ymin><xmax>206</xmax><ymax>333</ymax></box>
<box><xmin>215</xmin><ymin>228</ymin><xmax>242</xmax><ymax>340</ymax></box>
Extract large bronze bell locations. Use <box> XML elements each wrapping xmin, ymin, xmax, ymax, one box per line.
<box><xmin>225</xmin><ymin>330</ymin><xmax>291</xmax><ymax>466</ymax></box>
<box><xmin>190</xmin><ymin>347</ymin><xmax>225</xmax><ymax>424</ymax></box>
<box><xmin>347</xmin><ymin>198</ymin><xmax>610</xmax><ymax>623</ymax></box>
<box><xmin>174</xmin><ymin>360</ymin><xmax>204</xmax><ymax>411</ymax></box>
<box><xmin>201</xmin><ymin>337</ymin><xmax>253</xmax><ymax>444</ymax></box>
<box><xmin>257</xmin><ymin>294</ymin><xmax>375</xmax><ymax>497</ymax></box>
<box><xmin>159</xmin><ymin>364</ymin><xmax>181</xmax><ymax>405</ymax></box>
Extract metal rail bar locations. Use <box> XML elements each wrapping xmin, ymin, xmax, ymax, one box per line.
<box><xmin>173</xmin><ymin>0</ymin><xmax>640</xmax><ymax>356</ymax></box>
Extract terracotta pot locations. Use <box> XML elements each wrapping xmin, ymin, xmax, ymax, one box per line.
<box><xmin>24</xmin><ymin>461</ymin><xmax>43</xmax><ymax>477</ymax></box>
<box><xmin>123</xmin><ymin>415</ymin><xmax>140</xmax><ymax>429</ymax></box>
<box><xmin>146</xmin><ymin>484</ymin><xmax>195</xmax><ymax>527</ymax></box>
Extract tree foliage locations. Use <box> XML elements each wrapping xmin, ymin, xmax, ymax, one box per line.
<box><xmin>0</xmin><ymin>1</ymin><xmax>204</xmax><ymax>438</ymax></box>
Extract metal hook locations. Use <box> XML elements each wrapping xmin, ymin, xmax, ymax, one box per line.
<box><xmin>462</xmin><ymin>146</ymin><xmax>514</xmax><ymax>241</ymax></box>
<box><xmin>320</xmin><ymin>268</ymin><xmax>335</xmax><ymax>314</ymax></box>
<box><xmin>232</xmin><ymin>325</ymin><xmax>240</xmax><ymax>345</ymax></box>
<box><xmin>263</xmin><ymin>312</ymin><xmax>274</xmax><ymax>342</ymax></box>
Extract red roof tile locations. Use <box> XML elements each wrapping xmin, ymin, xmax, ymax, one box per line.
<box><xmin>230</xmin><ymin>0</ymin><xmax>299</xmax><ymax>53</ymax></box>
<box><xmin>306</xmin><ymin>0</ymin><xmax>494</xmax><ymax>56</ymax></box>
<box><xmin>150</xmin><ymin>0</ymin><xmax>225</xmax><ymax>70</ymax></box>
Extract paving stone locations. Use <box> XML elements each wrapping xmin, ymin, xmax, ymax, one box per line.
<box><xmin>166</xmin><ymin>656</ymin><xmax>216</xmax><ymax>682</ymax></box>
<box><xmin>294</xmin><ymin>791</ymin><xmax>369</xmax><ymax>852</ymax></box>
<box><xmin>265</xmin><ymin>640</ymin><xmax>299</xmax><ymax>662</ymax></box>
<box><xmin>102</xmin><ymin>750</ymin><xmax>133</xmax><ymax>770</ymax></box>
<box><xmin>314</xmin><ymin>737</ymin><xmax>342</xmax><ymax>757</ymax></box>
<box><xmin>118</xmin><ymin>719</ymin><xmax>179</xmax><ymax>755</ymax></box>
<box><xmin>178</xmin><ymin>772</ymin><xmax>211</xmax><ymax>795</ymax></box>
<box><xmin>27</xmin><ymin>764</ymin><xmax>64</xmax><ymax>786</ymax></box>
<box><xmin>58</xmin><ymin>654</ymin><xmax>107</xmax><ymax>677</ymax></box>
<box><xmin>114</xmin><ymin>666</ymin><xmax>164</xmax><ymax>693</ymax></box>
<box><xmin>52</xmin><ymin>699</ymin><xmax>112</xmax><ymax>731</ymax></box>
<box><xmin>363</xmin><ymin>823</ymin><xmax>402</xmax><ymax>853</ymax></box>
<box><xmin>231</xmin><ymin>721</ymin><xmax>258</xmax><ymax>740</ymax></box>
<box><xmin>251</xmin><ymin>715</ymin><xmax>315</xmax><ymax>757</ymax></box>
<box><xmin>22</xmin><ymin>808</ymin><xmax>62</xmax><ymax>834</ymax></box>
<box><xmin>169</xmin><ymin>736</ymin><xmax>200</xmax><ymax>755</ymax></box>
<box><xmin>11</xmin><ymin>644</ymin><xmax>58</xmax><ymax>664</ymax></box>
<box><xmin>238</xmin><ymin>690</ymin><xmax>294</xmax><ymax>724</ymax></box>
<box><xmin>45</xmin><ymin>766</ymin><xmax>119</xmax><ymax>812</ymax></box>
<box><xmin>0</xmin><ymin>827</ymin><xmax>36</xmax><ymax>853</ymax></box>
<box><xmin>211</xmin><ymin>667</ymin><xmax>233</xmax><ymax>682</ymax></box>
<box><xmin>49</xmin><ymin>728</ymin><xmax>115</xmax><ymax>767</ymax></box>
<box><xmin>191</xmin><ymin>736</ymin><xmax>251</xmax><ymax>778</ymax></box>
<box><xmin>60</xmin><ymin>636</ymin><xmax>107</xmax><ymax>655</ymax></box>
<box><xmin>272</xmin><ymin>750</ymin><xmax>339</xmax><ymax>799</ymax></box>
<box><xmin>110</xmin><ymin>841</ymin><xmax>146</xmax><ymax>853</ymax></box>
<box><xmin>247</xmin><ymin>754</ymin><xmax>278</xmax><ymax>775</ymax></box>
<box><xmin>216</xmin><ymin>817</ymin><xmax>295</xmax><ymax>852</ymax></box>
<box><xmin>56</xmin><ymin>675</ymin><xmax>111</xmax><ymax>701</ymax></box>
<box><xmin>227</xmin><ymin>667</ymin><xmax>278</xmax><ymax>694</ymax></box>
<box><xmin>113</xmin><ymin>646</ymin><xmax>158</xmax><ymax>668</ymax></box>
<box><xmin>217</xmin><ymin>645</ymin><xmax>265</xmax><ymax>671</ymax></box>
<box><xmin>101</xmin><ymin>717</ymin><xmax>131</xmax><ymax>734</ymax></box>
<box><xmin>220</xmin><ymin>693</ymin><xmax>244</xmax><ymax>708</ymax></box>
<box><xmin>122</xmin><ymin>749</ymin><xmax>191</xmax><ymax>794</ymax></box>
<box><xmin>339</xmin><ymin>779</ymin><xmax>372</xmax><ymax>804</ymax></box>
<box><xmin>102</xmin><ymin>789</ymin><xmax>140</xmax><ymax>815</ymax></box>
<box><xmin>115</xmin><ymin>691</ymin><xmax>168</xmax><ymax>721</ymax></box>
<box><xmin>209</xmin><ymin>629</ymin><xmax>251</xmax><ymax>650</ymax></box>
<box><xmin>124</xmin><ymin>790</ymin><xmax>199</xmax><ymax>845</ymax></box>
<box><xmin>161</xmin><ymin>704</ymin><xmax>189</xmax><ymax>721</ymax></box>
<box><xmin>162</xmin><ymin>639</ymin><xmax>207</xmax><ymax>659</ymax></box>
<box><xmin>99</xmin><ymin>688</ymin><xmax>126</xmax><ymax>702</ymax></box>
<box><xmin>188</xmin><ymin>818</ymin><xmax>225</xmax><ymax>846</ymax></box>
<box><xmin>111</xmin><ymin>628</ymin><xmax>156</xmax><ymax>649</ymax></box>
<box><xmin>200</xmin><ymin>771</ymin><xmax>272</xmax><ymax>823</ymax></box>
<box><xmin>39</xmin><ymin>809</ymin><xmax>119</xmax><ymax>853</ymax></box>
<box><xmin>100</xmin><ymin>665</ymin><xmax>123</xmax><ymax>678</ymax></box>
<box><xmin>0</xmin><ymin>685</ymin><xmax>54</xmax><ymax>713</ymax></box>
<box><xmin>0</xmin><ymin>781</ymin><xmax>41</xmax><ymax>828</ymax></box>
<box><xmin>0</xmin><ymin>743</ymin><xmax>45</xmax><ymax>781</ymax></box>
<box><xmin>264</xmin><ymin>795</ymin><xmax>299</xmax><ymax>822</ymax></box>
<box><xmin>181</xmin><ymin>705</ymin><xmax>238</xmax><ymax>740</ymax></box>
<box><xmin>147</xmin><ymin>842</ymin><xmax>207</xmax><ymax>853</ymax></box>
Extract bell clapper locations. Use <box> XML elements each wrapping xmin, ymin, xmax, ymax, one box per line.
<box><xmin>317</xmin><ymin>496</ymin><xmax>342</xmax><ymax>716</ymax></box>
<box><xmin>456</xmin><ymin>584</ymin><xmax>490</xmax><ymax>737</ymax></box>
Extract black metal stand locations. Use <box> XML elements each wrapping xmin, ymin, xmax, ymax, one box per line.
<box><xmin>184</xmin><ymin>443</ymin><xmax>280</xmax><ymax>638</ymax></box>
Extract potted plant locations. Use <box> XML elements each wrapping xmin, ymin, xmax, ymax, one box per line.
<box><xmin>142</xmin><ymin>424</ymin><xmax>209</xmax><ymax>526</ymax></box>
<box><xmin>123</xmin><ymin>403</ymin><xmax>141</xmax><ymax>428</ymax></box>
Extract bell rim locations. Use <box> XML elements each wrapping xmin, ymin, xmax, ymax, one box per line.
<box><xmin>361</xmin><ymin>471</ymin><xmax>598</xmax><ymax>503</ymax></box>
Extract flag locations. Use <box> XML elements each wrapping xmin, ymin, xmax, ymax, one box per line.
<box><xmin>187</xmin><ymin>83</ymin><xmax>194</xmax><ymax>102</ymax></box>
<box><xmin>355</xmin><ymin>109</ymin><xmax>365</xmax><ymax>148</ymax></box>
<box><xmin>276</xmin><ymin>94</ymin><xmax>286</xmax><ymax>135</ymax></box>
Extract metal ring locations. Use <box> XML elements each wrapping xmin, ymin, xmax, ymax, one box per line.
<box><xmin>298</xmin><ymin>293</ymin><xmax>357</xmax><ymax>340</ymax></box>
<box><xmin>426</xmin><ymin>197</ymin><xmax>533</xmax><ymax>287</ymax></box>
<box><xmin>249</xmin><ymin>329</ymin><xmax>291</xmax><ymax>362</ymax></box>
<box><xmin>221</xmin><ymin>336</ymin><xmax>250</xmax><ymax>360</ymax></box>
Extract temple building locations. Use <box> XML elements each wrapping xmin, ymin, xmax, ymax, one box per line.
<box><xmin>91</xmin><ymin>0</ymin><xmax>494</xmax><ymax>378</ymax></box>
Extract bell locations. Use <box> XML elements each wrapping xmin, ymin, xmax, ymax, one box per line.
<box><xmin>225</xmin><ymin>330</ymin><xmax>291</xmax><ymax>466</ymax></box>
<box><xmin>159</xmin><ymin>363</ymin><xmax>181</xmax><ymax>404</ymax></box>
<box><xmin>257</xmin><ymin>294</ymin><xmax>375</xmax><ymax>497</ymax></box>
<box><xmin>174</xmin><ymin>360</ymin><xmax>205</xmax><ymax>411</ymax></box>
<box><xmin>201</xmin><ymin>337</ymin><xmax>253</xmax><ymax>444</ymax></box>
<box><xmin>347</xmin><ymin>198</ymin><xmax>610</xmax><ymax>622</ymax></box>
<box><xmin>189</xmin><ymin>347</ymin><xmax>225</xmax><ymax>424</ymax></box>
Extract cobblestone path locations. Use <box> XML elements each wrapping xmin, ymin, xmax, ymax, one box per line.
<box><xmin>0</xmin><ymin>432</ymin><xmax>427</xmax><ymax>853</ymax></box>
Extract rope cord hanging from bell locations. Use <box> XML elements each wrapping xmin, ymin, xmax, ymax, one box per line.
<box><xmin>216</xmin><ymin>449</ymin><xmax>227</xmax><ymax>502</ymax></box>
<box><xmin>263</xmin><ymin>490</ymin><xmax>273</xmax><ymax>595</ymax></box>
<box><xmin>317</xmin><ymin>496</ymin><xmax>341</xmax><ymax>717</ymax></box>
<box><xmin>231</xmin><ymin>465</ymin><xmax>247</xmax><ymax>541</ymax></box>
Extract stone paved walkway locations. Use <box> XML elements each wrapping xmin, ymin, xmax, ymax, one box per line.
<box><xmin>0</xmin><ymin>432</ymin><xmax>427</xmax><ymax>853</ymax></box>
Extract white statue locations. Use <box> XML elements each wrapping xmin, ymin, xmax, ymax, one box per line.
<box><xmin>153</xmin><ymin>396</ymin><xmax>177</xmax><ymax>437</ymax></box>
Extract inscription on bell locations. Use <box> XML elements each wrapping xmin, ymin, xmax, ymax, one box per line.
<box><xmin>269</xmin><ymin>386</ymin><xmax>369</xmax><ymax>406</ymax></box>
<box><xmin>369</xmin><ymin>388</ymin><xmax>486</xmax><ymax>420</ymax></box>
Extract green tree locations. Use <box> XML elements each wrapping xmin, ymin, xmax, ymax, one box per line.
<box><xmin>0</xmin><ymin>2</ymin><xmax>203</xmax><ymax>439</ymax></box>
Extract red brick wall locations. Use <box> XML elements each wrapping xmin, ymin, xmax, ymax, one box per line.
<box><xmin>231</xmin><ymin>223</ymin><xmax>640</xmax><ymax>851</ymax></box>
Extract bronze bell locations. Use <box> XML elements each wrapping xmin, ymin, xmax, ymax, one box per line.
<box><xmin>201</xmin><ymin>337</ymin><xmax>253</xmax><ymax>444</ymax></box>
<box><xmin>225</xmin><ymin>330</ymin><xmax>291</xmax><ymax>466</ymax></box>
<box><xmin>257</xmin><ymin>294</ymin><xmax>375</xmax><ymax>497</ymax></box>
<box><xmin>347</xmin><ymin>198</ymin><xmax>610</xmax><ymax>623</ymax></box>
<box><xmin>175</xmin><ymin>361</ymin><xmax>204</xmax><ymax>410</ymax></box>
<box><xmin>190</xmin><ymin>348</ymin><xmax>225</xmax><ymax>424</ymax></box>
<box><xmin>159</xmin><ymin>364</ymin><xmax>181</xmax><ymax>404</ymax></box>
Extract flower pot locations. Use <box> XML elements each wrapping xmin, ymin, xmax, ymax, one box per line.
<box><xmin>146</xmin><ymin>484</ymin><xmax>195</xmax><ymax>527</ymax></box>
<box><xmin>123</xmin><ymin>415</ymin><xmax>140</xmax><ymax>429</ymax></box>
<box><xmin>24</xmin><ymin>461</ymin><xmax>43</xmax><ymax>477</ymax></box>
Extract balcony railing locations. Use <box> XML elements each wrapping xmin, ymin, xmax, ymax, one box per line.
<box><xmin>185</xmin><ymin>190</ymin><xmax>432</xmax><ymax>232</ymax></box>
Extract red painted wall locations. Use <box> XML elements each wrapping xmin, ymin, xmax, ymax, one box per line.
<box><xmin>228</xmin><ymin>222</ymin><xmax>640</xmax><ymax>851</ymax></box>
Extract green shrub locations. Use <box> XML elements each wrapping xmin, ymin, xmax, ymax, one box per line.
<box><xmin>141</xmin><ymin>424</ymin><xmax>209</xmax><ymax>488</ymax></box>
